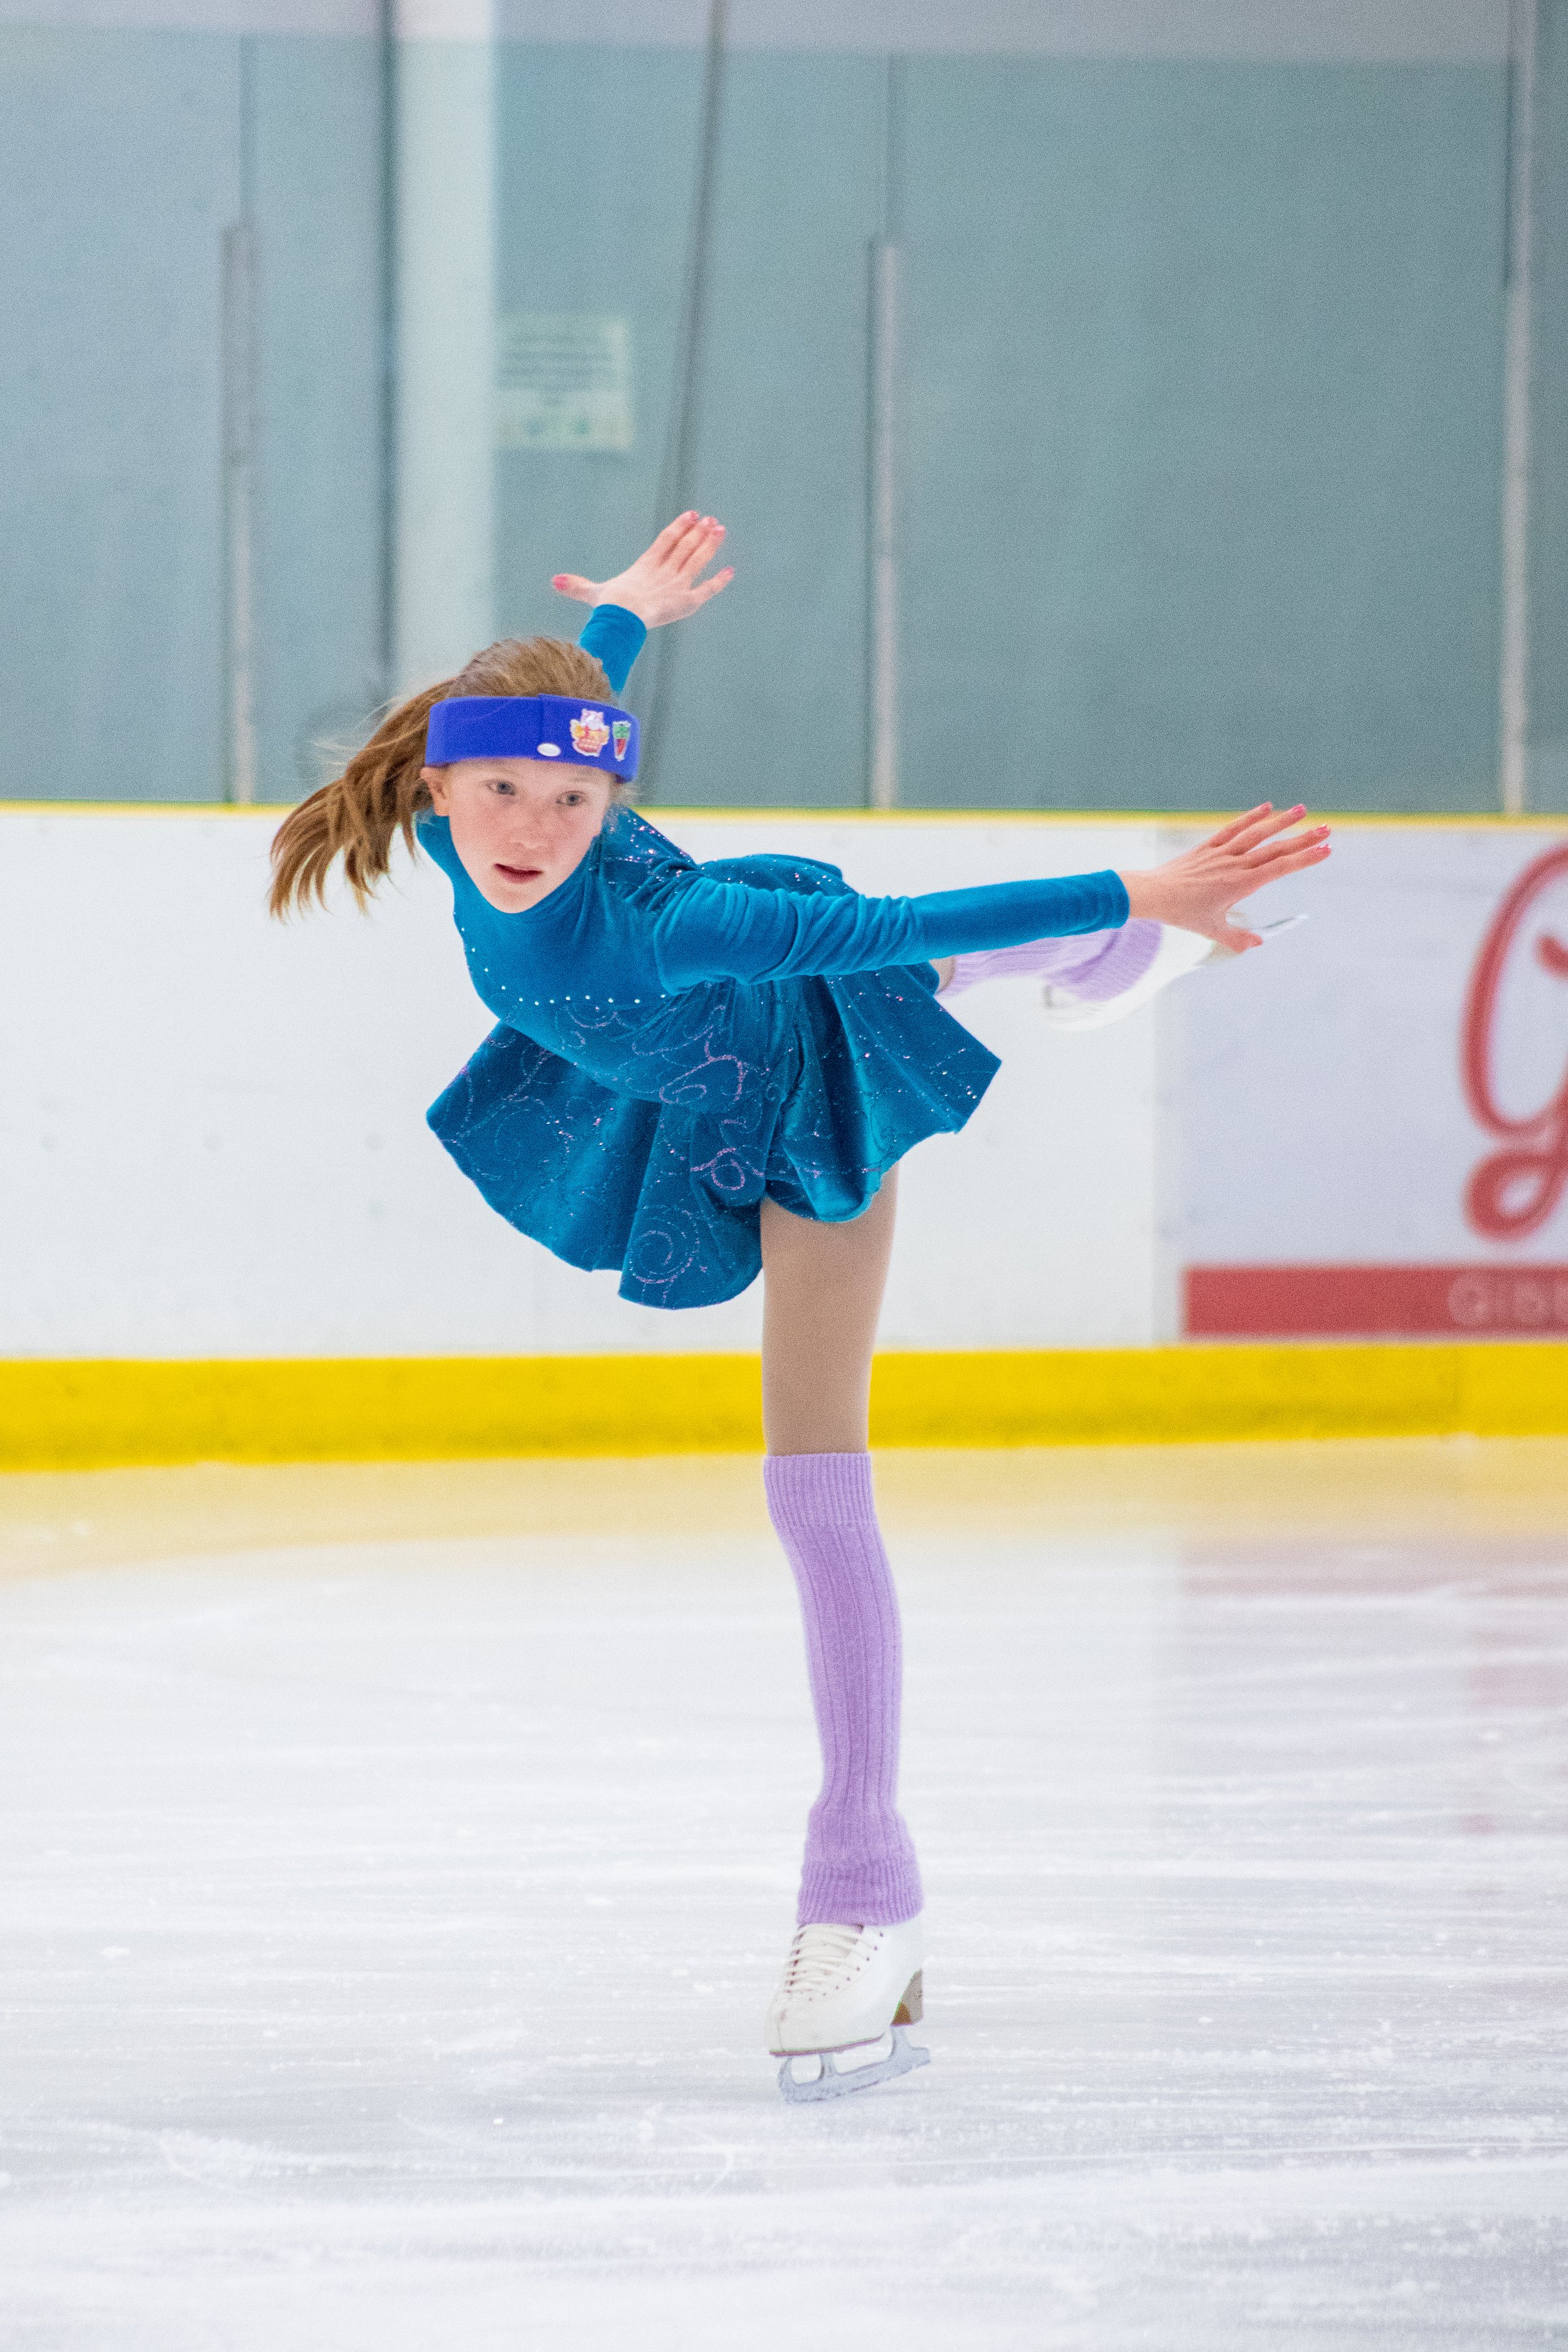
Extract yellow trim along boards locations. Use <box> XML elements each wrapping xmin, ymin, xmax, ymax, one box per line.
<box><xmin>1</xmin><ymin>1345</ymin><xmax>1564</xmax><ymax>1471</ymax></box>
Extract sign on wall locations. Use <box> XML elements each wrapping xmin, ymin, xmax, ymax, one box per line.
<box><xmin>494</xmin><ymin>313</ymin><xmax>635</xmax><ymax>453</ymax></box>
<box><xmin>1179</xmin><ymin>827</ymin><xmax>1568</xmax><ymax>1338</ymax></box>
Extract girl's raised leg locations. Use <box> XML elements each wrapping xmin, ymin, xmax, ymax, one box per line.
<box><xmin>940</xmin><ymin>921</ymin><xmax>1162</xmax><ymax>1004</ymax></box>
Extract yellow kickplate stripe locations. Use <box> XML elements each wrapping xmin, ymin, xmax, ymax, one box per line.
<box><xmin>0</xmin><ymin>1343</ymin><xmax>1564</xmax><ymax>1470</ymax></box>
<box><xmin>0</xmin><ymin>1354</ymin><xmax>761</xmax><ymax>1471</ymax></box>
<box><xmin>875</xmin><ymin>1343</ymin><xmax>1568</xmax><ymax>1448</ymax></box>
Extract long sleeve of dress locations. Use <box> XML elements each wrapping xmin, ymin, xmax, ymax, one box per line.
<box><xmin>577</xmin><ymin>604</ymin><xmax>646</xmax><ymax>696</ymax></box>
<box><xmin>650</xmin><ymin>866</ymin><xmax>1130</xmax><ymax>990</ymax></box>
<box><xmin>570</xmin><ymin>605</ymin><xmax>1128</xmax><ymax>986</ymax></box>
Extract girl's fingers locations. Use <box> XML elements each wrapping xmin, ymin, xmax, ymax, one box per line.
<box><xmin>550</xmin><ymin>573</ymin><xmax>596</xmax><ymax>602</ymax></box>
<box><xmin>1227</xmin><ymin>803</ymin><xmax>1308</xmax><ymax>854</ymax></box>
<box><xmin>665</xmin><ymin>515</ymin><xmax>709</xmax><ymax>571</ymax></box>
<box><xmin>1243</xmin><ymin>817</ymin><xmax>1328</xmax><ymax>847</ymax></box>
<box><xmin>668</xmin><ymin>511</ymin><xmax>714</xmax><ymax>556</ymax></box>
<box><xmin>691</xmin><ymin>526</ymin><xmax>728</xmax><ymax>581</ymax></box>
<box><xmin>649</xmin><ymin>512</ymin><xmax>699</xmax><ymax>563</ymax></box>
<box><xmin>690</xmin><ymin>565</ymin><xmax>734</xmax><ymax>605</ymax></box>
<box><xmin>673</xmin><ymin>517</ymin><xmax>725</xmax><ymax>579</ymax></box>
<box><xmin>1204</xmin><ymin>802</ymin><xmax>1273</xmax><ymax>848</ymax></box>
<box><xmin>1239</xmin><ymin>826</ymin><xmax>1331</xmax><ymax>869</ymax></box>
<box><xmin>642</xmin><ymin>512</ymin><xmax>701</xmax><ymax>580</ymax></box>
<box><xmin>1244</xmin><ymin>842</ymin><xmax>1332</xmax><ymax>883</ymax></box>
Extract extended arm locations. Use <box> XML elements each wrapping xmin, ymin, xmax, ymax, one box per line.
<box><xmin>651</xmin><ymin>868</ymin><xmax>1130</xmax><ymax>991</ymax></box>
<box><xmin>563</xmin><ymin>512</ymin><xmax>733</xmax><ymax>698</ymax></box>
<box><xmin>572</xmin><ymin>511</ymin><xmax>734</xmax><ymax>694</ymax></box>
<box><xmin>648</xmin><ymin>799</ymin><xmax>1331</xmax><ymax>986</ymax></box>
<box><xmin>578</xmin><ymin>603</ymin><xmax>647</xmax><ymax>696</ymax></box>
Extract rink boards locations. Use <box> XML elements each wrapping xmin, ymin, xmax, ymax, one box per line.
<box><xmin>1</xmin><ymin>806</ymin><xmax>1565</xmax><ymax>1461</ymax></box>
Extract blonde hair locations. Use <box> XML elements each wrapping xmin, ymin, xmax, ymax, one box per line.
<box><xmin>268</xmin><ymin>635</ymin><xmax>622</xmax><ymax>918</ymax></box>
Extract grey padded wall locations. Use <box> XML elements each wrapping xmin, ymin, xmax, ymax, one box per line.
<box><xmin>0</xmin><ymin>21</ymin><xmax>384</xmax><ymax>805</ymax></box>
<box><xmin>0</xmin><ymin>1</ymin><xmax>1556</xmax><ymax>812</ymax></box>
<box><xmin>0</xmin><ymin>29</ymin><xmax>242</xmax><ymax>802</ymax></box>
<box><xmin>494</xmin><ymin>33</ymin><xmax>1512</xmax><ymax>810</ymax></box>
<box><xmin>1528</xmin><ymin>0</ymin><xmax>1568</xmax><ymax>811</ymax></box>
<box><xmin>893</xmin><ymin>58</ymin><xmax>1508</xmax><ymax>813</ymax></box>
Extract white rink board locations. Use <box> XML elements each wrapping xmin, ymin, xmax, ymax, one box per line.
<box><xmin>1171</xmin><ymin>822</ymin><xmax>1568</xmax><ymax>1261</ymax></box>
<box><xmin>1162</xmin><ymin>818</ymin><xmax>1568</xmax><ymax>1337</ymax></box>
<box><xmin>0</xmin><ymin>809</ymin><xmax>1162</xmax><ymax>1358</ymax></box>
<box><xmin>7</xmin><ymin>806</ymin><xmax>1566</xmax><ymax>1360</ymax></box>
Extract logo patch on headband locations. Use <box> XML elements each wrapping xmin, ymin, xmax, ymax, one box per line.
<box><xmin>612</xmin><ymin>718</ymin><xmax>632</xmax><ymax>760</ymax></box>
<box><xmin>570</xmin><ymin>707</ymin><xmax>611</xmax><ymax>758</ymax></box>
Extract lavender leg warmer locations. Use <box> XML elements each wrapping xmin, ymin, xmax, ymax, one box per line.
<box><xmin>945</xmin><ymin>918</ymin><xmax>1162</xmax><ymax>1003</ymax></box>
<box><xmin>763</xmin><ymin>1451</ymin><xmax>923</xmax><ymax>1927</ymax></box>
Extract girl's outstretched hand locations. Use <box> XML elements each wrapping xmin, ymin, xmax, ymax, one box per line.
<box><xmin>1120</xmin><ymin>803</ymin><xmax>1331</xmax><ymax>952</ymax></box>
<box><xmin>551</xmin><ymin>512</ymin><xmax>734</xmax><ymax>629</ymax></box>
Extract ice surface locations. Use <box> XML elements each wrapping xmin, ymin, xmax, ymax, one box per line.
<box><xmin>1</xmin><ymin>1446</ymin><xmax>1565</xmax><ymax>2349</ymax></box>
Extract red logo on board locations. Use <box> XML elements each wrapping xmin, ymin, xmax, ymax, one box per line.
<box><xmin>1461</xmin><ymin>844</ymin><xmax>1568</xmax><ymax>1241</ymax></box>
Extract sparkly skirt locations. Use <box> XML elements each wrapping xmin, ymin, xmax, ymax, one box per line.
<box><xmin>425</xmin><ymin>852</ymin><xmax>1001</xmax><ymax>1310</ymax></box>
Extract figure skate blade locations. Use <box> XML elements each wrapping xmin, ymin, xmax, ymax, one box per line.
<box><xmin>1254</xmin><ymin>912</ymin><xmax>1308</xmax><ymax>937</ymax></box>
<box><xmin>776</xmin><ymin>2025</ymin><xmax>930</xmax><ymax>2105</ymax></box>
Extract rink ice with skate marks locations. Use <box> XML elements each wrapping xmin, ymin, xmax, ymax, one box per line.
<box><xmin>2</xmin><ymin>1441</ymin><xmax>1566</xmax><ymax>2351</ymax></box>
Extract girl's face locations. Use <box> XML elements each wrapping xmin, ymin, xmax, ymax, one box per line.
<box><xmin>423</xmin><ymin>757</ymin><xmax>614</xmax><ymax>913</ymax></box>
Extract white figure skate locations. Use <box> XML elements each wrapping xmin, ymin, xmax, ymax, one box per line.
<box><xmin>766</xmin><ymin>1919</ymin><xmax>930</xmax><ymax>2104</ymax></box>
<box><xmin>1041</xmin><ymin>913</ymin><xmax>1306</xmax><ymax>1030</ymax></box>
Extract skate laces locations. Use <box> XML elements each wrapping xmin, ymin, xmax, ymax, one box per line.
<box><xmin>782</xmin><ymin>1923</ymin><xmax>871</xmax><ymax>1994</ymax></box>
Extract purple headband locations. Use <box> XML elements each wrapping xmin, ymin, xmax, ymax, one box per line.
<box><xmin>425</xmin><ymin>694</ymin><xmax>638</xmax><ymax>780</ymax></box>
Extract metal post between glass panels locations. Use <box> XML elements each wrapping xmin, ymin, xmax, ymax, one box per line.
<box><xmin>867</xmin><ymin>54</ymin><xmax>903</xmax><ymax>811</ymax></box>
<box><xmin>221</xmin><ymin>220</ymin><xmax>258</xmax><ymax>808</ymax></box>
<box><xmin>867</xmin><ymin>235</ymin><xmax>899</xmax><ymax>812</ymax></box>
<box><xmin>1500</xmin><ymin>0</ymin><xmax>1539</xmax><ymax>817</ymax></box>
<box><xmin>391</xmin><ymin>0</ymin><xmax>497</xmax><ymax>691</ymax></box>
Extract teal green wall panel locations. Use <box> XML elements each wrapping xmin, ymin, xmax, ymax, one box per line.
<box><xmin>0</xmin><ymin>28</ymin><xmax>1542</xmax><ymax>815</ymax></box>
<box><xmin>493</xmin><ymin>48</ymin><xmax>887</xmax><ymax>808</ymax></box>
<box><xmin>639</xmin><ymin>51</ymin><xmax>887</xmax><ymax>807</ymax></box>
<box><xmin>0</xmin><ymin>28</ymin><xmax>384</xmax><ymax>807</ymax></box>
<box><xmin>1529</xmin><ymin>0</ymin><xmax>1568</xmax><ymax>811</ymax></box>
<box><xmin>0</xmin><ymin>31</ymin><xmax>238</xmax><ymax>802</ymax></box>
<box><xmin>899</xmin><ymin>60</ymin><xmax>1510</xmax><ymax>812</ymax></box>
<box><xmin>491</xmin><ymin>40</ymin><xmax>704</xmax><ymax>761</ymax></box>
<box><xmin>252</xmin><ymin>38</ymin><xmax>387</xmax><ymax>798</ymax></box>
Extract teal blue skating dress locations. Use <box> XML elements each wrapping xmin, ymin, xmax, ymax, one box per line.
<box><xmin>421</xmin><ymin>609</ymin><xmax>1128</xmax><ymax>1309</ymax></box>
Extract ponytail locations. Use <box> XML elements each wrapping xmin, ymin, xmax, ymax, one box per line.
<box><xmin>267</xmin><ymin>633</ymin><xmax>617</xmax><ymax>919</ymax></box>
<box><xmin>268</xmin><ymin>677</ymin><xmax>450</xmax><ymax>918</ymax></box>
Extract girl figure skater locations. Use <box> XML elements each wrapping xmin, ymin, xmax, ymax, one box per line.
<box><xmin>270</xmin><ymin>514</ymin><xmax>1329</xmax><ymax>2102</ymax></box>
